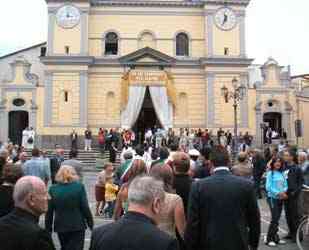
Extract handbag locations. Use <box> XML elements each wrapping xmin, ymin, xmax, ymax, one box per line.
<box><xmin>27</xmin><ymin>137</ymin><xmax>34</xmax><ymax>144</ymax></box>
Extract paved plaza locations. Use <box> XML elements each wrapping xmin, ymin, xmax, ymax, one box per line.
<box><xmin>42</xmin><ymin>172</ymin><xmax>300</xmax><ymax>250</ymax></box>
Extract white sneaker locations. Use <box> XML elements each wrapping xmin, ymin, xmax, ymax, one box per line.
<box><xmin>267</xmin><ymin>241</ymin><xmax>277</xmax><ymax>247</ymax></box>
<box><xmin>278</xmin><ymin>240</ymin><xmax>286</xmax><ymax>245</ymax></box>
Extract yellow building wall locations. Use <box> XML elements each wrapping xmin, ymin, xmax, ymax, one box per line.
<box><xmin>52</xmin><ymin>73</ymin><xmax>80</xmax><ymax>125</ymax></box>
<box><xmin>172</xmin><ymin>75</ymin><xmax>205</xmax><ymax>127</ymax></box>
<box><xmin>88</xmin><ymin>73</ymin><xmax>121</xmax><ymax>126</ymax></box>
<box><xmin>53</xmin><ymin>21</ymin><xmax>81</xmax><ymax>54</ymax></box>
<box><xmin>88</xmin><ymin>14</ymin><xmax>205</xmax><ymax>57</ymax></box>
<box><xmin>213</xmin><ymin>25</ymin><xmax>240</xmax><ymax>56</ymax></box>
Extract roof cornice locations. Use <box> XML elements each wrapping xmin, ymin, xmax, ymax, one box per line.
<box><xmin>91</xmin><ymin>0</ymin><xmax>204</xmax><ymax>7</ymax></box>
<box><xmin>90</xmin><ymin>0</ymin><xmax>250</xmax><ymax>7</ymax></box>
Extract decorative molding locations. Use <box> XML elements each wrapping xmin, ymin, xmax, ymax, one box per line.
<box><xmin>201</xmin><ymin>57</ymin><xmax>253</xmax><ymax>66</ymax></box>
<box><xmin>40</xmin><ymin>56</ymin><xmax>94</xmax><ymax>65</ymax></box>
<box><xmin>90</xmin><ymin>10</ymin><xmax>204</xmax><ymax>16</ymax></box>
<box><xmin>91</xmin><ymin>1</ymin><xmax>205</xmax><ymax>7</ymax></box>
<box><xmin>119</xmin><ymin>46</ymin><xmax>176</xmax><ymax>66</ymax></box>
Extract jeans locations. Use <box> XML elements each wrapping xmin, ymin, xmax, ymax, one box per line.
<box><xmin>58</xmin><ymin>230</ymin><xmax>85</xmax><ymax>250</ymax></box>
<box><xmin>105</xmin><ymin>201</ymin><xmax>115</xmax><ymax>218</ymax></box>
<box><xmin>84</xmin><ymin>139</ymin><xmax>92</xmax><ymax>150</ymax></box>
<box><xmin>267</xmin><ymin>197</ymin><xmax>283</xmax><ymax>243</ymax></box>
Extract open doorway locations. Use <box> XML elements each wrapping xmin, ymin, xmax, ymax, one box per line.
<box><xmin>9</xmin><ymin>111</ymin><xmax>29</xmax><ymax>145</ymax></box>
<box><xmin>133</xmin><ymin>87</ymin><xmax>161</xmax><ymax>144</ymax></box>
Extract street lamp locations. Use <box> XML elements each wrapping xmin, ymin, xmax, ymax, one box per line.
<box><xmin>221</xmin><ymin>77</ymin><xmax>247</xmax><ymax>157</ymax></box>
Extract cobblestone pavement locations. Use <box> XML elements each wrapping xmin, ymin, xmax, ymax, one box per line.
<box><xmin>46</xmin><ymin>172</ymin><xmax>300</xmax><ymax>250</ymax></box>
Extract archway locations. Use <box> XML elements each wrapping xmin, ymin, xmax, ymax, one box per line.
<box><xmin>132</xmin><ymin>87</ymin><xmax>162</xmax><ymax>143</ymax></box>
<box><xmin>263</xmin><ymin>112</ymin><xmax>282</xmax><ymax>142</ymax></box>
<box><xmin>9</xmin><ymin>111</ymin><xmax>29</xmax><ymax>145</ymax></box>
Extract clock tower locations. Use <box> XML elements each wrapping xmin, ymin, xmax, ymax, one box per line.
<box><xmin>41</xmin><ymin>0</ymin><xmax>90</xmax><ymax>133</ymax></box>
<box><xmin>46</xmin><ymin>0</ymin><xmax>90</xmax><ymax>56</ymax></box>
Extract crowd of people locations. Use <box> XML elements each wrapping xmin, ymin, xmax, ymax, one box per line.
<box><xmin>0</xmin><ymin>128</ymin><xmax>308</xmax><ymax>250</ymax></box>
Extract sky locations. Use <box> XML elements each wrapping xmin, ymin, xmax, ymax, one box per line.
<box><xmin>0</xmin><ymin>0</ymin><xmax>308</xmax><ymax>75</ymax></box>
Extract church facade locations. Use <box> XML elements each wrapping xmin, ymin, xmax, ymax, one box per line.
<box><xmin>0</xmin><ymin>0</ymin><xmax>309</xmax><ymax>148</ymax></box>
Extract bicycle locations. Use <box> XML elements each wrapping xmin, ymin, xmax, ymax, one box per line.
<box><xmin>296</xmin><ymin>186</ymin><xmax>309</xmax><ymax>250</ymax></box>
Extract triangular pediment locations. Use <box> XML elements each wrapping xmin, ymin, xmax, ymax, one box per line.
<box><xmin>119</xmin><ymin>47</ymin><xmax>175</xmax><ymax>66</ymax></box>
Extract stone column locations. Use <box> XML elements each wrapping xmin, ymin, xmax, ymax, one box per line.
<box><xmin>238</xmin><ymin>13</ymin><xmax>246</xmax><ymax>57</ymax></box>
<box><xmin>207</xmin><ymin>73</ymin><xmax>215</xmax><ymax>127</ymax></box>
<box><xmin>79</xmin><ymin>72</ymin><xmax>88</xmax><ymax>127</ymax></box>
<box><xmin>44</xmin><ymin>72</ymin><xmax>53</xmax><ymax>127</ymax></box>
<box><xmin>80</xmin><ymin>10</ymin><xmax>89</xmax><ymax>56</ymax></box>
<box><xmin>47</xmin><ymin>10</ymin><xmax>55</xmax><ymax>56</ymax></box>
<box><xmin>255</xmin><ymin>110</ymin><xmax>263</xmax><ymax>147</ymax></box>
<box><xmin>0</xmin><ymin>106</ymin><xmax>7</xmax><ymax>142</ymax></box>
<box><xmin>205</xmin><ymin>10</ymin><xmax>214</xmax><ymax>57</ymax></box>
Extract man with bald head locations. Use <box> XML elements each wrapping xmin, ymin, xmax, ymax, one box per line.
<box><xmin>0</xmin><ymin>176</ymin><xmax>55</xmax><ymax>250</ymax></box>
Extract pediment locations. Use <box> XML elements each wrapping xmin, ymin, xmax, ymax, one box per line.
<box><xmin>119</xmin><ymin>47</ymin><xmax>175</xmax><ymax>66</ymax></box>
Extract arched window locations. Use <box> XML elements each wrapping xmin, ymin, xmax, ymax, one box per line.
<box><xmin>139</xmin><ymin>32</ymin><xmax>156</xmax><ymax>49</ymax></box>
<box><xmin>105</xmin><ymin>32</ymin><xmax>118</xmax><ymax>55</ymax></box>
<box><xmin>176</xmin><ymin>33</ymin><xmax>189</xmax><ymax>56</ymax></box>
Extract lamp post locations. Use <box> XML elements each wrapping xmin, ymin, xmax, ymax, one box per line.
<box><xmin>221</xmin><ymin>77</ymin><xmax>247</xmax><ymax>158</ymax></box>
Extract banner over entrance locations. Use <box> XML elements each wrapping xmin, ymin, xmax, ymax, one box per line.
<box><xmin>129</xmin><ymin>70</ymin><xmax>166</xmax><ymax>86</ymax></box>
<box><xmin>121</xmin><ymin>70</ymin><xmax>176</xmax><ymax>110</ymax></box>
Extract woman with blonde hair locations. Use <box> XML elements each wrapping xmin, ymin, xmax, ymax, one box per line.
<box><xmin>45</xmin><ymin>165</ymin><xmax>93</xmax><ymax>250</ymax></box>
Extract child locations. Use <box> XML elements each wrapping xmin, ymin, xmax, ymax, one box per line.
<box><xmin>265</xmin><ymin>157</ymin><xmax>288</xmax><ymax>246</ymax></box>
<box><xmin>104</xmin><ymin>173</ymin><xmax>119</xmax><ymax>218</ymax></box>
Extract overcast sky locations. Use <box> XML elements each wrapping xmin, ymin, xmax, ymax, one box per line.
<box><xmin>0</xmin><ymin>0</ymin><xmax>308</xmax><ymax>75</ymax></box>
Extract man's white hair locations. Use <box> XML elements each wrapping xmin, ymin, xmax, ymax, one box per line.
<box><xmin>298</xmin><ymin>151</ymin><xmax>308</xmax><ymax>158</ymax></box>
<box><xmin>13</xmin><ymin>176</ymin><xmax>44</xmax><ymax>206</ymax></box>
<box><xmin>128</xmin><ymin>176</ymin><xmax>165</xmax><ymax>206</ymax></box>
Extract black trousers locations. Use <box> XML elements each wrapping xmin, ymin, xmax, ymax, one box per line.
<box><xmin>253</xmin><ymin>173</ymin><xmax>263</xmax><ymax>198</ymax></box>
<box><xmin>58</xmin><ymin>230</ymin><xmax>85</xmax><ymax>250</ymax></box>
<box><xmin>267</xmin><ymin>198</ymin><xmax>283</xmax><ymax>243</ymax></box>
<box><xmin>284</xmin><ymin>195</ymin><xmax>301</xmax><ymax>238</ymax></box>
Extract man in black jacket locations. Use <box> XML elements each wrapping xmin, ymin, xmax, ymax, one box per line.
<box><xmin>89</xmin><ymin>175</ymin><xmax>178</xmax><ymax>250</ymax></box>
<box><xmin>185</xmin><ymin>146</ymin><xmax>261</xmax><ymax>250</ymax></box>
<box><xmin>282</xmin><ymin>150</ymin><xmax>304</xmax><ymax>242</ymax></box>
<box><xmin>0</xmin><ymin>176</ymin><xmax>55</xmax><ymax>250</ymax></box>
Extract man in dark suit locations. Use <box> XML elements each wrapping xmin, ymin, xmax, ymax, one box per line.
<box><xmin>50</xmin><ymin>148</ymin><xmax>64</xmax><ymax>184</ymax></box>
<box><xmin>185</xmin><ymin>146</ymin><xmax>261</xmax><ymax>250</ymax></box>
<box><xmin>89</xmin><ymin>175</ymin><xmax>179</xmax><ymax>250</ymax></box>
<box><xmin>0</xmin><ymin>176</ymin><xmax>55</xmax><ymax>250</ymax></box>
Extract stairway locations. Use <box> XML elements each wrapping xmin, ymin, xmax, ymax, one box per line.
<box><xmin>24</xmin><ymin>149</ymin><xmax>121</xmax><ymax>172</ymax></box>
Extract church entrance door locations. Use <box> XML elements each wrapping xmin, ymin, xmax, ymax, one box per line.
<box><xmin>133</xmin><ymin>87</ymin><xmax>161</xmax><ymax>144</ymax></box>
<box><xmin>9</xmin><ymin>111</ymin><xmax>29</xmax><ymax>145</ymax></box>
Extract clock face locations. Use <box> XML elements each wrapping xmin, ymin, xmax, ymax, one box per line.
<box><xmin>56</xmin><ymin>5</ymin><xmax>81</xmax><ymax>29</ymax></box>
<box><xmin>214</xmin><ymin>7</ymin><xmax>237</xmax><ymax>31</ymax></box>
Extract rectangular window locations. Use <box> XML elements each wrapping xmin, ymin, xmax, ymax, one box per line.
<box><xmin>64</xmin><ymin>91</ymin><xmax>68</xmax><ymax>102</ymax></box>
<box><xmin>224</xmin><ymin>47</ymin><xmax>229</xmax><ymax>56</ymax></box>
<box><xmin>65</xmin><ymin>46</ymin><xmax>70</xmax><ymax>55</ymax></box>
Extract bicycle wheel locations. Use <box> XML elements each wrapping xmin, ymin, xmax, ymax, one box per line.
<box><xmin>297</xmin><ymin>217</ymin><xmax>309</xmax><ymax>250</ymax></box>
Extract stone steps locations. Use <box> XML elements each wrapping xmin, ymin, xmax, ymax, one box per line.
<box><xmin>24</xmin><ymin>149</ymin><xmax>121</xmax><ymax>172</ymax></box>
